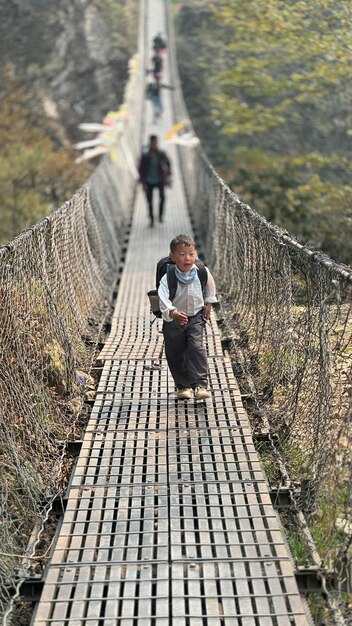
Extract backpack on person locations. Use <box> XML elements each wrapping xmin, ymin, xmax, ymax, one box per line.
<box><xmin>147</xmin><ymin>256</ymin><xmax>207</xmax><ymax>319</ymax></box>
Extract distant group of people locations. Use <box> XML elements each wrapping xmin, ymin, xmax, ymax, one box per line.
<box><xmin>138</xmin><ymin>33</ymin><xmax>172</xmax><ymax>227</ymax></box>
<box><xmin>145</xmin><ymin>32</ymin><xmax>173</xmax><ymax>123</ymax></box>
<box><xmin>151</xmin><ymin>32</ymin><xmax>167</xmax><ymax>81</ymax></box>
<box><xmin>148</xmin><ymin>32</ymin><xmax>166</xmax><ymax>87</ymax></box>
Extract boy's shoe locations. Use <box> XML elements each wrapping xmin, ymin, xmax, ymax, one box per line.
<box><xmin>176</xmin><ymin>388</ymin><xmax>192</xmax><ymax>400</ymax></box>
<box><xmin>194</xmin><ymin>387</ymin><xmax>210</xmax><ymax>401</ymax></box>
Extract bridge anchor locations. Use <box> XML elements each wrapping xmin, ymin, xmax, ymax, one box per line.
<box><xmin>19</xmin><ymin>576</ymin><xmax>44</xmax><ymax>602</ymax></box>
<box><xmin>295</xmin><ymin>565</ymin><xmax>336</xmax><ymax>594</ymax></box>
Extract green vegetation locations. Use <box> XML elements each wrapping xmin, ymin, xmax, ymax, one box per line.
<box><xmin>0</xmin><ymin>66</ymin><xmax>92</xmax><ymax>245</ymax></box>
<box><xmin>174</xmin><ymin>0</ymin><xmax>352</xmax><ymax>265</ymax></box>
<box><xmin>95</xmin><ymin>0</ymin><xmax>138</xmax><ymax>54</ymax></box>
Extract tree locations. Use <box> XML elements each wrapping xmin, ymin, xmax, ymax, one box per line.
<box><xmin>175</xmin><ymin>0</ymin><xmax>352</xmax><ymax>264</ymax></box>
<box><xmin>210</xmin><ymin>0</ymin><xmax>352</xmax><ymax>144</ymax></box>
<box><xmin>0</xmin><ymin>65</ymin><xmax>91</xmax><ymax>244</ymax></box>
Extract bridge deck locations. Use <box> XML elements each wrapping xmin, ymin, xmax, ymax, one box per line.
<box><xmin>31</xmin><ymin>1</ymin><xmax>310</xmax><ymax>624</ymax></box>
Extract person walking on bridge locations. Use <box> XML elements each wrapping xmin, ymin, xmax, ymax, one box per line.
<box><xmin>153</xmin><ymin>32</ymin><xmax>167</xmax><ymax>54</ymax></box>
<box><xmin>151</xmin><ymin>51</ymin><xmax>163</xmax><ymax>84</ymax></box>
<box><xmin>138</xmin><ymin>135</ymin><xmax>171</xmax><ymax>227</ymax></box>
<box><xmin>145</xmin><ymin>80</ymin><xmax>163</xmax><ymax>122</ymax></box>
<box><xmin>158</xmin><ymin>234</ymin><xmax>217</xmax><ymax>401</ymax></box>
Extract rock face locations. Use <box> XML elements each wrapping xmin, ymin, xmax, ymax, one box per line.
<box><xmin>0</xmin><ymin>0</ymin><xmax>137</xmax><ymax>140</ymax></box>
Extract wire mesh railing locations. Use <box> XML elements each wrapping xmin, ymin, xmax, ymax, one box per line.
<box><xmin>166</xmin><ymin>0</ymin><xmax>352</xmax><ymax>621</ymax></box>
<box><xmin>184</xmin><ymin>156</ymin><xmax>352</xmax><ymax>622</ymax></box>
<box><xmin>0</xmin><ymin>44</ymin><xmax>144</xmax><ymax>622</ymax></box>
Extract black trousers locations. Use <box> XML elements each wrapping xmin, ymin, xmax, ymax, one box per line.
<box><xmin>145</xmin><ymin>183</ymin><xmax>165</xmax><ymax>224</ymax></box>
<box><xmin>163</xmin><ymin>310</ymin><xmax>208</xmax><ymax>390</ymax></box>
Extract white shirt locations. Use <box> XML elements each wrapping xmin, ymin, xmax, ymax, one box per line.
<box><xmin>158</xmin><ymin>266</ymin><xmax>217</xmax><ymax>322</ymax></box>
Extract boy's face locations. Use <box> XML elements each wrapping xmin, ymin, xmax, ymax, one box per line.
<box><xmin>170</xmin><ymin>243</ymin><xmax>196</xmax><ymax>272</ymax></box>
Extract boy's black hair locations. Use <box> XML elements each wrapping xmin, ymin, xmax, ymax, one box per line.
<box><xmin>170</xmin><ymin>234</ymin><xmax>195</xmax><ymax>252</ymax></box>
<box><xmin>149</xmin><ymin>134</ymin><xmax>158</xmax><ymax>143</ymax></box>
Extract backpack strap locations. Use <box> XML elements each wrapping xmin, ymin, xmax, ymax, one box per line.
<box><xmin>195</xmin><ymin>260</ymin><xmax>207</xmax><ymax>293</ymax></box>
<box><xmin>166</xmin><ymin>264</ymin><xmax>178</xmax><ymax>301</ymax></box>
<box><xmin>167</xmin><ymin>260</ymin><xmax>208</xmax><ymax>302</ymax></box>
<box><xmin>156</xmin><ymin>256</ymin><xmax>171</xmax><ymax>288</ymax></box>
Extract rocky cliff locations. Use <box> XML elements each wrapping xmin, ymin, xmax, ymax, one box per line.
<box><xmin>0</xmin><ymin>0</ymin><xmax>138</xmax><ymax>141</ymax></box>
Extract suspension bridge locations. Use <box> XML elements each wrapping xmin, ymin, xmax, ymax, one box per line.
<box><xmin>1</xmin><ymin>0</ymin><xmax>351</xmax><ymax>625</ymax></box>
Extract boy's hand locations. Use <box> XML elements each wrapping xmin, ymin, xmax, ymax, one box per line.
<box><xmin>204</xmin><ymin>303</ymin><xmax>212</xmax><ymax>320</ymax></box>
<box><xmin>172</xmin><ymin>309</ymin><xmax>188</xmax><ymax>326</ymax></box>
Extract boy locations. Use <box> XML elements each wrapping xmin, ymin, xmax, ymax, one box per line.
<box><xmin>158</xmin><ymin>234</ymin><xmax>217</xmax><ymax>401</ymax></box>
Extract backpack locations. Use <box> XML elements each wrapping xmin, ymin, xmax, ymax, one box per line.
<box><xmin>147</xmin><ymin>256</ymin><xmax>208</xmax><ymax>319</ymax></box>
<box><xmin>145</xmin><ymin>82</ymin><xmax>160</xmax><ymax>100</ymax></box>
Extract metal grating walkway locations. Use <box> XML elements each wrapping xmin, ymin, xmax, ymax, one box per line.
<box><xmin>33</xmin><ymin>367</ymin><xmax>309</xmax><ymax>625</ymax></box>
<box><xmin>31</xmin><ymin>0</ymin><xmax>310</xmax><ymax>624</ymax></box>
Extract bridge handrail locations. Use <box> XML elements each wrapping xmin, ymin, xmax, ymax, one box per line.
<box><xmin>0</xmin><ymin>17</ymin><xmax>145</xmax><ymax>619</ymax></box>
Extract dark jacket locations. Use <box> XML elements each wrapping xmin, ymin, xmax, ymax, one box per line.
<box><xmin>138</xmin><ymin>149</ymin><xmax>171</xmax><ymax>185</ymax></box>
<box><xmin>152</xmin><ymin>55</ymin><xmax>163</xmax><ymax>74</ymax></box>
<box><xmin>153</xmin><ymin>35</ymin><xmax>166</xmax><ymax>52</ymax></box>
